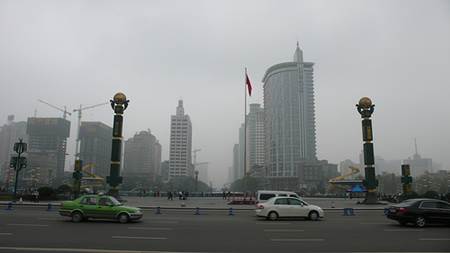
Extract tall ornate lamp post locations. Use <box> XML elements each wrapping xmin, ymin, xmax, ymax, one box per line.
<box><xmin>10</xmin><ymin>139</ymin><xmax>27</xmax><ymax>200</ymax></box>
<box><xmin>106</xmin><ymin>92</ymin><xmax>129</xmax><ymax>197</ymax></box>
<box><xmin>356</xmin><ymin>97</ymin><xmax>378</xmax><ymax>204</ymax></box>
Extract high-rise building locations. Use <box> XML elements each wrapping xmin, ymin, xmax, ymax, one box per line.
<box><xmin>232</xmin><ymin>143</ymin><xmax>240</xmax><ymax>182</ymax></box>
<box><xmin>238</xmin><ymin>123</ymin><xmax>245</xmax><ymax>177</ymax></box>
<box><xmin>263</xmin><ymin>43</ymin><xmax>317</xmax><ymax>178</ymax></box>
<box><xmin>26</xmin><ymin>117</ymin><xmax>70</xmax><ymax>186</ymax></box>
<box><xmin>160</xmin><ymin>160</ymin><xmax>169</xmax><ymax>182</ymax></box>
<box><xmin>247</xmin><ymin>103</ymin><xmax>265</xmax><ymax>169</ymax></box>
<box><xmin>0</xmin><ymin>115</ymin><xmax>27</xmax><ymax>186</ymax></box>
<box><xmin>169</xmin><ymin>100</ymin><xmax>193</xmax><ymax>179</ymax></box>
<box><xmin>123</xmin><ymin>130</ymin><xmax>161</xmax><ymax>181</ymax></box>
<box><xmin>79</xmin><ymin>121</ymin><xmax>112</xmax><ymax>178</ymax></box>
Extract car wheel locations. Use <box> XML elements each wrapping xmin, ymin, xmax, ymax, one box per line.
<box><xmin>118</xmin><ymin>213</ymin><xmax>129</xmax><ymax>224</ymax></box>
<box><xmin>71</xmin><ymin>211</ymin><xmax>83</xmax><ymax>223</ymax></box>
<box><xmin>268</xmin><ymin>211</ymin><xmax>278</xmax><ymax>221</ymax></box>
<box><xmin>415</xmin><ymin>216</ymin><xmax>426</xmax><ymax>228</ymax></box>
<box><xmin>308</xmin><ymin>211</ymin><xmax>319</xmax><ymax>221</ymax></box>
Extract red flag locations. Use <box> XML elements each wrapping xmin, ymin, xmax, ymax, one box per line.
<box><xmin>245</xmin><ymin>72</ymin><xmax>252</xmax><ymax>96</ymax></box>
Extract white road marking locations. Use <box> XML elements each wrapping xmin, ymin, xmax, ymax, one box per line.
<box><xmin>128</xmin><ymin>227</ymin><xmax>173</xmax><ymax>231</ymax></box>
<box><xmin>419</xmin><ymin>238</ymin><xmax>450</xmax><ymax>241</ymax></box>
<box><xmin>359</xmin><ymin>222</ymin><xmax>392</xmax><ymax>225</ymax></box>
<box><xmin>383</xmin><ymin>229</ymin><xmax>423</xmax><ymax>232</ymax></box>
<box><xmin>0</xmin><ymin>247</ymin><xmax>204</xmax><ymax>252</ymax></box>
<box><xmin>264</xmin><ymin>229</ymin><xmax>305</xmax><ymax>232</ymax></box>
<box><xmin>112</xmin><ymin>236</ymin><xmax>167</xmax><ymax>240</ymax></box>
<box><xmin>7</xmin><ymin>224</ymin><xmax>49</xmax><ymax>227</ymax></box>
<box><xmin>148</xmin><ymin>221</ymin><xmax>179</xmax><ymax>224</ymax></box>
<box><xmin>38</xmin><ymin>218</ymin><xmax>61</xmax><ymax>221</ymax></box>
<box><xmin>256</xmin><ymin>222</ymin><xmax>291</xmax><ymax>225</ymax></box>
<box><xmin>271</xmin><ymin>238</ymin><xmax>324</xmax><ymax>242</ymax></box>
<box><xmin>0</xmin><ymin>233</ymin><xmax>12</xmax><ymax>235</ymax></box>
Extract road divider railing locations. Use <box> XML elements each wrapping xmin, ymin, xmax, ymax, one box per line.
<box><xmin>1</xmin><ymin>201</ymin><xmax>386</xmax><ymax>215</ymax></box>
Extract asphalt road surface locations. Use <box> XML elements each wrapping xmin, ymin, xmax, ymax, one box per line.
<box><xmin>0</xmin><ymin>207</ymin><xmax>449</xmax><ymax>253</ymax></box>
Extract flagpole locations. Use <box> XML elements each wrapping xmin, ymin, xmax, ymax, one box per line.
<box><xmin>244</xmin><ymin>67</ymin><xmax>247</xmax><ymax>179</ymax></box>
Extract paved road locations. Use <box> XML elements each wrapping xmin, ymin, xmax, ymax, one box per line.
<box><xmin>0</xmin><ymin>207</ymin><xmax>449</xmax><ymax>253</ymax></box>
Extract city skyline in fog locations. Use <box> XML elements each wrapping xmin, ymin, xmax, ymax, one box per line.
<box><xmin>0</xmin><ymin>0</ymin><xmax>449</xmax><ymax>187</ymax></box>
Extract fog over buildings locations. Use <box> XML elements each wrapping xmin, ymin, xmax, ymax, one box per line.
<box><xmin>0</xmin><ymin>0</ymin><xmax>449</xmax><ymax>187</ymax></box>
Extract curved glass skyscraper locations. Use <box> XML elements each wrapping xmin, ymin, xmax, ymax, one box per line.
<box><xmin>263</xmin><ymin>44</ymin><xmax>317</xmax><ymax>178</ymax></box>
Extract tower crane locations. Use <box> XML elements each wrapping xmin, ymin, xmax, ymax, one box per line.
<box><xmin>37</xmin><ymin>99</ymin><xmax>72</xmax><ymax>119</ymax></box>
<box><xmin>73</xmin><ymin>102</ymin><xmax>109</xmax><ymax>160</ymax></box>
<box><xmin>192</xmin><ymin>149</ymin><xmax>201</xmax><ymax>166</ymax></box>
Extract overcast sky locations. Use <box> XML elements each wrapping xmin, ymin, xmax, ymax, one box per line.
<box><xmin>0</xmin><ymin>0</ymin><xmax>449</xmax><ymax>187</ymax></box>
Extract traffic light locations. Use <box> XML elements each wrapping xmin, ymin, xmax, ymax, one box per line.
<box><xmin>72</xmin><ymin>171</ymin><xmax>83</xmax><ymax>180</ymax></box>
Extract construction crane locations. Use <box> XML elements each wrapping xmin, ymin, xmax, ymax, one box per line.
<box><xmin>37</xmin><ymin>99</ymin><xmax>72</xmax><ymax>119</ymax></box>
<box><xmin>73</xmin><ymin>102</ymin><xmax>109</xmax><ymax>160</ymax></box>
<box><xmin>192</xmin><ymin>149</ymin><xmax>201</xmax><ymax>166</ymax></box>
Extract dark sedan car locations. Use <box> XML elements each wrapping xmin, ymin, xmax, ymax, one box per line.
<box><xmin>386</xmin><ymin>198</ymin><xmax>450</xmax><ymax>227</ymax></box>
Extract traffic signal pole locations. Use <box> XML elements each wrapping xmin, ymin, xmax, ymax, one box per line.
<box><xmin>10</xmin><ymin>139</ymin><xmax>27</xmax><ymax>200</ymax></box>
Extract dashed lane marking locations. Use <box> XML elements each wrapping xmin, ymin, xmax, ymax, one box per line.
<box><xmin>383</xmin><ymin>229</ymin><xmax>424</xmax><ymax>232</ymax></box>
<box><xmin>7</xmin><ymin>224</ymin><xmax>49</xmax><ymax>227</ymax></box>
<box><xmin>112</xmin><ymin>236</ymin><xmax>167</xmax><ymax>240</ymax></box>
<box><xmin>359</xmin><ymin>222</ymin><xmax>393</xmax><ymax>225</ymax></box>
<box><xmin>419</xmin><ymin>238</ymin><xmax>450</xmax><ymax>241</ymax></box>
<box><xmin>0</xmin><ymin>233</ymin><xmax>12</xmax><ymax>235</ymax></box>
<box><xmin>270</xmin><ymin>238</ymin><xmax>324</xmax><ymax>242</ymax></box>
<box><xmin>128</xmin><ymin>227</ymin><xmax>173</xmax><ymax>231</ymax></box>
<box><xmin>256</xmin><ymin>222</ymin><xmax>291</xmax><ymax>225</ymax></box>
<box><xmin>146</xmin><ymin>221</ymin><xmax>179</xmax><ymax>224</ymax></box>
<box><xmin>0</xmin><ymin>247</ymin><xmax>206</xmax><ymax>252</ymax></box>
<box><xmin>264</xmin><ymin>229</ymin><xmax>304</xmax><ymax>232</ymax></box>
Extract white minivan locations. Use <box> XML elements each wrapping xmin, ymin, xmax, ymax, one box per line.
<box><xmin>256</xmin><ymin>190</ymin><xmax>301</xmax><ymax>203</ymax></box>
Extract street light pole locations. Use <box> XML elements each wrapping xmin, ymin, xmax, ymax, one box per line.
<box><xmin>106</xmin><ymin>92</ymin><xmax>129</xmax><ymax>197</ymax></box>
<box><xmin>10</xmin><ymin>139</ymin><xmax>27</xmax><ymax>200</ymax></box>
<box><xmin>356</xmin><ymin>97</ymin><xmax>378</xmax><ymax>204</ymax></box>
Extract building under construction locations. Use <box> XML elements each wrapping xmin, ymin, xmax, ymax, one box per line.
<box><xmin>26</xmin><ymin>118</ymin><xmax>70</xmax><ymax>187</ymax></box>
<box><xmin>79</xmin><ymin>121</ymin><xmax>112</xmax><ymax>178</ymax></box>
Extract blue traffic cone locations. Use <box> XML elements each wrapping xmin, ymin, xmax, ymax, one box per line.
<box><xmin>155</xmin><ymin>206</ymin><xmax>161</xmax><ymax>215</ymax></box>
<box><xmin>5</xmin><ymin>202</ymin><xmax>13</xmax><ymax>211</ymax></box>
<box><xmin>46</xmin><ymin>203</ymin><xmax>52</xmax><ymax>211</ymax></box>
<box><xmin>194</xmin><ymin>207</ymin><xmax>200</xmax><ymax>215</ymax></box>
<box><xmin>228</xmin><ymin>207</ymin><xmax>234</xmax><ymax>216</ymax></box>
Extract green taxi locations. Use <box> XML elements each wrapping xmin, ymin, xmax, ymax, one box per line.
<box><xmin>59</xmin><ymin>195</ymin><xmax>143</xmax><ymax>223</ymax></box>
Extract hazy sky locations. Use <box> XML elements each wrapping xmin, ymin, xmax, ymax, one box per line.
<box><xmin>0</xmin><ymin>0</ymin><xmax>449</xmax><ymax>187</ymax></box>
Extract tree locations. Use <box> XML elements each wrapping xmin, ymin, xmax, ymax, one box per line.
<box><xmin>56</xmin><ymin>184</ymin><xmax>72</xmax><ymax>194</ymax></box>
<box><xmin>38</xmin><ymin>186</ymin><xmax>55</xmax><ymax>200</ymax></box>
<box><xmin>423</xmin><ymin>190</ymin><xmax>439</xmax><ymax>199</ymax></box>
